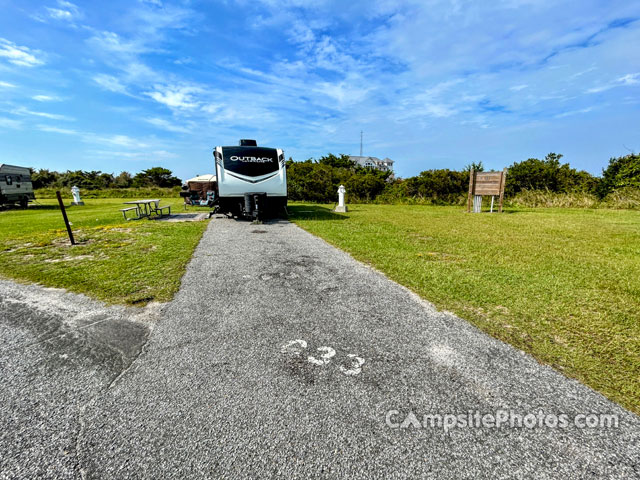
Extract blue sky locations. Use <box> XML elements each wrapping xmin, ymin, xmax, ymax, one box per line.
<box><xmin>0</xmin><ymin>0</ymin><xmax>639</xmax><ymax>180</ymax></box>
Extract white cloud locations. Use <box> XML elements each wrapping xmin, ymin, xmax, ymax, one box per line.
<box><xmin>0</xmin><ymin>81</ymin><xmax>16</xmax><ymax>88</ymax></box>
<box><xmin>93</xmin><ymin>74</ymin><xmax>128</xmax><ymax>94</ymax></box>
<box><xmin>34</xmin><ymin>1</ymin><xmax>81</xmax><ymax>22</ymax></box>
<box><xmin>423</xmin><ymin>103</ymin><xmax>457</xmax><ymax>118</ymax></box>
<box><xmin>132</xmin><ymin>2</ymin><xmax>195</xmax><ymax>36</ymax></box>
<box><xmin>80</xmin><ymin>2</ymin><xmax>198</xmax><ymax>104</ymax></box>
<box><xmin>510</xmin><ymin>84</ymin><xmax>528</xmax><ymax>91</ymax></box>
<box><xmin>87</xmin><ymin>149</ymin><xmax>178</xmax><ymax>161</ymax></box>
<box><xmin>569</xmin><ymin>66</ymin><xmax>596</xmax><ymax>79</ymax></box>
<box><xmin>209</xmin><ymin>104</ymin><xmax>278</xmax><ymax>125</ymax></box>
<box><xmin>87</xmin><ymin>31</ymin><xmax>161</xmax><ymax>84</ymax></box>
<box><xmin>86</xmin><ymin>29</ymin><xmax>172</xmax><ymax>92</ymax></box>
<box><xmin>0</xmin><ymin>38</ymin><xmax>44</xmax><ymax>67</ymax></box>
<box><xmin>174</xmin><ymin>57</ymin><xmax>193</xmax><ymax>65</ymax></box>
<box><xmin>393</xmin><ymin>79</ymin><xmax>462</xmax><ymax>120</ymax></box>
<box><xmin>12</xmin><ymin>107</ymin><xmax>73</xmax><ymax>121</ymax></box>
<box><xmin>46</xmin><ymin>8</ymin><xmax>73</xmax><ymax>20</ymax></box>
<box><xmin>144</xmin><ymin>85</ymin><xmax>202</xmax><ymax>109</ymax></box>
<box><xmin>618</xmin><ymin>73</ymin><xmax>640</xmax><ymax>86</ymax></box>
<box><xmin>145</xmin><ymin>117</ymin><xmax>191</xmax><ymax>133</ymax></box>
<box><xmin>36</xmin><ymin>124</ymin><xmax>151</xmax><ymax>151</ymax></box>
<box><xmin>122</xmin><ymin>62</ymin><xmax>155</xmax><ymax>81</ymax></box>
<box><xmin>87</xmin><ymin>1</ymin><xmax>195</xmax><ymax>60</ymax></box>
<box><xmin>201</xmin><ymin>103</ymin><xmax>221</xmax><ymax>114</ymax></box>
<box><xmin>316</xmin><ymin>76</ymin><xmax>371</xmax><ymax>106</ymax></box>
<box><xmin>89</xmin><ymin>31</ymin><xmax>146</xmax><ymax>56</ymax></box>
<box><xmin>37</xmin><ymin>124</ymin><xmax>78</xmax><ymax>135</ymax></box>
<box><xmin>586</xmin><ymin>85</ymin><xmax>610</xmax><ymax>94</ymax></box>
<box><xmin>555</xmin><ymin>107</ymin><xmax>594</xmax><ymax>118</ymax></box>
<box><xmin>37</xmin><ymin>123</ymin><xmax>151</xmax><ymax>150</ymax></box>
<box><xmin>587</xmin><ymin>72</ymin><xmax>640</xmax><ymax>93</ymax></box>
<box><xmin>0</xmin><ymin>117</ymin><xmax>21</xmax><ymax>129</ymax></box>
<box><xmin>92</xmin><ymin>134</ymin><xmax>149</xmax><ymax>149</ymax></box>
<box><xmin>32</xmin><ymin>95</ymin><xmax>61</xmax><ymax>102</ymax></box>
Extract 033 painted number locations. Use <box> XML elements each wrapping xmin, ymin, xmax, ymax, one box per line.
<box><xmin>281</xmin><ymin>339</ymin><xmax>365</xmax><ymax>376</ymax></box>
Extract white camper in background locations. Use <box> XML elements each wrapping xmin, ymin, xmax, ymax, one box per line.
<box><xmin>0</xmin><ymin>164</ymin><xmax>35</xmax><ymax>208</ymax></box>
<box><xmin>213</xmin><ymin>139</ymin><xmax>287</xmax><ymax>219</ymax></box>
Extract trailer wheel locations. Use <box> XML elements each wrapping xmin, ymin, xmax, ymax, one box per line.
<box><xmin>19</xmin><ymin>196</ymin><xmax>28</xmax><ymax>209</ymax></box>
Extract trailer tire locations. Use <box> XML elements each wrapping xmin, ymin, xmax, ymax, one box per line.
<box><xmin>19</xmin><ymin>196</ymin><xmax>28</xmax><ymax>209</ymax></box>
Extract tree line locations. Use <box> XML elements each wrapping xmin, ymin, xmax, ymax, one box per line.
<box><xmin>30</xmin><ymin>166</ymin><xmax>181</xmax><ymax>190</ymax></box>
<box><xmin>29</xmin><ymin>152</ymin><xmax>639</xmax><ymax>205</ymax></box>
<box><xmin>287</xmin><ymin>152</ymin><xmax>640</xmax><ymax>204</ymax></box>
<box><xmin>286</xmin><ymin>154</ymin><xmax>391</xmax><ymax>203</ymax></box>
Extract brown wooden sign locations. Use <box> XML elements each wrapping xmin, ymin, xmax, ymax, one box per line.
<box><xmin>467</xmin><ymin>168</ymin><xmax>507</xmax><ymax>213</ymax></box>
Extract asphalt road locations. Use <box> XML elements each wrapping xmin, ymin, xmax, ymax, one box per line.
<box><xmin>1</xmin><ymin>218</ymin><xmax>639</xmax><ymax>479</ymax></box>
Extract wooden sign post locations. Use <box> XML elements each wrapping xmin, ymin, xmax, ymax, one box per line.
<box><xmin>56</xmin><ymin>190</ymin><xmax>76</xmax><ymax>245</ymax></box>
<box><xmin>467</xmin><ymin>168</ymin><xmax>507</xmax><ymax>213</ymax></box>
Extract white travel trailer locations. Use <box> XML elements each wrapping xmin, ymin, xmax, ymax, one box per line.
<box><xmin>213</xmin><ymin>139</ymin><xmax>287</xmax><ymax>219</ymax></box>
<box><xmin>0</xmin><ymin>164</ymin><xmax>34</xmax><ymax>208</ymax></box>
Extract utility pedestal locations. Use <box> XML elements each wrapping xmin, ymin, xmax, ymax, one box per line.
<box><xmin>71</xmin><ymin>186</ymin><xmax>84</xmax><ymax>206</ymax></box>
<box><xmin>334</xmin><ymin>185</ymin><xmax>348</xmax><ymax>212</ymax></box>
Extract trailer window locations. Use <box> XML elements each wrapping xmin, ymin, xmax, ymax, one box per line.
<box><xmin>5</xmin><ymin>175</ymin><xmax>12</xmax><ymax>185</ymax></box>
<box><xmin>221</xmin><ymin>146</ymin><xmax>279</xmax><ymax>177</ymax></box>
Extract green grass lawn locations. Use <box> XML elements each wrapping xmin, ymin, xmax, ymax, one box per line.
<box><xmin>2</xmin><ymin>198</ymin><xmax>638</xmax><ymax>413</ymax></box>
<box><xmin>289</xmin><ymin>204</ymin><xmax>640</xmax><ymax>414</ymax></box>
<box><xmin>0</xmin><ymin>198</ymin><xmax>208</xmax><ymax>305</ymax></box>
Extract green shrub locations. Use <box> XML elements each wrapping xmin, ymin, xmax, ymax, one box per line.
<box><xmin>508</xmin><ymin>190</ymin><xmax>600</xmax><ymax>208</ymax></box>
<box><xmin>287</xmin><ymin>157</ymin><xmax>390</xmax><ymax>203</ymax></box>
<box><xmin>29</xmin><ymin>166</ymin><xmax>182</xmax><ymax>190</ymax></box>
<box><xmin>507</xmin><ymin>188</ymin><xmax>640</xmax><ymax>209</ymax></box>
<box><xmin>505</xmin><ymin>153</ymin><xmax>598</xmax><ymax>196</ymax></box>
<box><xmin>599</xmin><ymin>154</ymin><xmax>640</xmax><ymax>197</ymax></box>
<box><xmin>601</xmin><ymin>187</ymin><xmax>640</xmax><ymax>209</ymax></box>
<box><xmin>402</xmin><ymin>169</ymin><xmax>468</xmax><ymax>204</ymax></box>
<box><xmin>35</xmin><ymin>187</ymin><xmax>182</xmax><ymax>199</ymax></box>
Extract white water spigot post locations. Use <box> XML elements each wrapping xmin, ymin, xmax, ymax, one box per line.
<box><xmin>71</xmin><ymin>186</ymin><xmax>84</xmax><ymax>206</ymax></box>
<box><xmin>335</xmin><ymin>185</ymin><xmax>348</xmax><ymax>212</ymax></box>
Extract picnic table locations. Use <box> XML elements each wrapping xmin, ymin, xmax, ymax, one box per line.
<box><xmin>120</xmin><ymin>199</ymin><xmax>171</xmax><ymax>220</ymax></box>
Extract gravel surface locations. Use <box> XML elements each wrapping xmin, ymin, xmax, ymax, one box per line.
<box><xmin>1</xmin><ymin>218</ymin><xmax>639</xmax><ymax>479</ymax></box>
<box><xmin>0</xmin><ymin>280</ymin><xmax>159</xmax><ymax>478</ymax></box>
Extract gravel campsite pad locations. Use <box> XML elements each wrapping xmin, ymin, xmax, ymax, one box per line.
<box><xmin>1</xmin><ymin>218</ymin><xmax>639</xmax><ymax>478</ymax></box>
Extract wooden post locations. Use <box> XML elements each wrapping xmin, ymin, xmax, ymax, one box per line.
<box><xmin>56</xmin><ymin>191</ymin><xmax>75</xmax><ymax>245</ymax></box>
<box><xmin>467</xmin><ymin>168</ymin><xmax>475</xmax><ymax>213</ymax></box>
<box><xmin>498</xmin><ymin>168</ymin><xmax>507</xmax><ymax>213</ymax></box>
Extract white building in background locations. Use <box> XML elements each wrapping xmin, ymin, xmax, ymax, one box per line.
<box><xmin>348</xmin><ymin>155</ymin><xmax>395</xmax><ymax>176</ymax></box>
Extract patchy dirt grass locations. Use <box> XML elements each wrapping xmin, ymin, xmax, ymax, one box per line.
<box><xmin>0</xmin><ymin>198</ymin><xmax>208</xmax><ymax>306</ymax></box>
